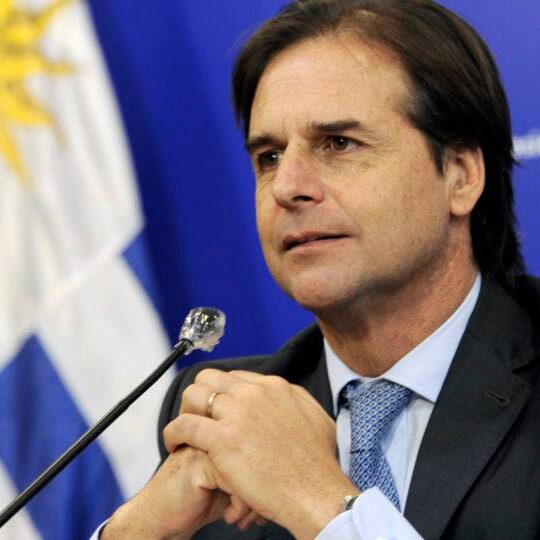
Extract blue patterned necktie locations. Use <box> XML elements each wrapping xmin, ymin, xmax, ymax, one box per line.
<box><xmin>343</xmin><ymin>379</ymin><xmax>412</xmax><ymax>510</ymax></box>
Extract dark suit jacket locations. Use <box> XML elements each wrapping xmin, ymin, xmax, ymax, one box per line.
<box><xmin>158</xmin><ymin>277</ymin><xmax>540</xmax><ymax>539</ymax></box>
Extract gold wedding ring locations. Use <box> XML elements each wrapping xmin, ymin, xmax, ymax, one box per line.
<box><xmin>207</xmin><ymin>391</ymin><xmax>219</xmax><ymax>416</ymax></box>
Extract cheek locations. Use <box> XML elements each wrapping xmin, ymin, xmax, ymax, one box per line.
<box><xmin>390</xmin><ymin>181</ymin><xmax>450</xmax><ymax>258</ymax></box>
<box><xmin>255</xmin><ymin>195</ymin><xmax>275</xmax><ymax>253</ymax></box>
<box><xmin>335</xmin><ymin>176</ymin><xmax>403</xmax><ymax>233</ymax></box>
<box><xmin>338</xmin><ymin>168</ymin><xmax>446</xmax><ymax>249</ymax></box>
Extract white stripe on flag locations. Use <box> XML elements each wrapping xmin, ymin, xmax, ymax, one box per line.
<box><xmin>0</xmin><ymin>463</ymin><xmax>39</xmax><ymax>540</ymax></box>
<box><xmin>39</xmin><ymin>256</ymin><xmax>171</xmax><ymax>496</ymax></box>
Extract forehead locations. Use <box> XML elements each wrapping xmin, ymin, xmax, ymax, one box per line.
<box><xmin>249</xmin><ymin>34</ymin><xmax>411</xmax><ymax>135</ymax></box>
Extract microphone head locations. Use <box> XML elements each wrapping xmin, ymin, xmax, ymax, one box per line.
<box><xmin>178</xmin><ymin>307</ymin><xmax>226</xmax><ymax>352</ymax></box>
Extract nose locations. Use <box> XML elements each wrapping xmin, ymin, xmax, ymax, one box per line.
<box><xmin>271</xmin><ymin>146</ymin><xmax>325</xmax><ymax>210</ymax></box>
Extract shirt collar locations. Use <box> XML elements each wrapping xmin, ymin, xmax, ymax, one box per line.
<box><xmin>326</xmin><ymin>274</ymin><xmax>482</xmax><ymax>415</ymax></box>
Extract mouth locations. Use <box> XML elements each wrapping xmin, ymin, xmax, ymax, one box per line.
<box><xmin>283</xmin><ymin>233</ymin><xmax>347</xmax><ymax>251</ymax></box>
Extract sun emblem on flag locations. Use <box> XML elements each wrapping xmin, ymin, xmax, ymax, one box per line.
<box><xmin>0</xmin><ymin>0</ymin><xmax>72</xmax><ymax>185</ymax></box>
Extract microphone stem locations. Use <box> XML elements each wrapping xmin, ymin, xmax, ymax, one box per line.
<box><xmin>0</xmin><ymin>338</ymin><xmax>193</xmax><ymax>527</ymax></box>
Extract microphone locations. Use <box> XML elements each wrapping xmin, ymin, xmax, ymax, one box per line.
<box><xmin>0</xmin><ymin>307</ymin><xmax>226</xmax><ymax>527</ymax></box>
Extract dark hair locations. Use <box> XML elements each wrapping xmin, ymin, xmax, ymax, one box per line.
<box><xmin>232</xmin><ymin>0</ymin><xmax>524</xmax><ymax>288</ymax></box>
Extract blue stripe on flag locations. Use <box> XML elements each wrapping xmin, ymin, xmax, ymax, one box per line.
<box><xmin>0</xmin><ymin>336</ymin><xmax>124</xmax><ymax>540</ymax></box>
<box><xmin>123</xmin><ymin>231</ymin><xmax>166</xmax><ymax>325</ymax></box>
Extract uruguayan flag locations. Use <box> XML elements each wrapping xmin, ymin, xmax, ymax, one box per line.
<box><xmin>0</xmin><ymin>1</ymin><xmax>172</xmax><ymax>538</ymax></box>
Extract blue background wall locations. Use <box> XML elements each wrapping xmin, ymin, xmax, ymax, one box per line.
<box><xmin>88</xmin><ymin>0</ymin><xmax>540</xmax><ymax>363</ymax></box>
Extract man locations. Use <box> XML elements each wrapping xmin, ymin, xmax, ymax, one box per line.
<box><xmin>101</xmin><ymin>0</ymin><xmax>540</xmax><ymax>538</ymax></box>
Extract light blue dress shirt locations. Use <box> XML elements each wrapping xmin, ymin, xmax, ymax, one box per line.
<box><xmin>317</xmin><ymin>274</ymin><xmax>481</xmax><ymax>539</ymax></box>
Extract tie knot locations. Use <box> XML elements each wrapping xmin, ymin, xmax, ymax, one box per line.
<box><xmin>343</xmin><ymin>379</ymin><xmax>412</xmax><ymax>450</ymax></box>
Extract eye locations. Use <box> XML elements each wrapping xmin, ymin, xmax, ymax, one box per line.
<box><xmin>257</xmin><ymin>149</ymin><xmax>282</xmax><ymax>171</ymax></box>
<box><xmin>326</xmin><ymin>136</ymin><xmax>359</xmax><ymax>152</ymax></box>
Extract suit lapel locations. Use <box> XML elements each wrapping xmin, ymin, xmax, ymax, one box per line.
<box><xmin>267</xmin><ymin>324</ymin><xmax>333</xmax><ymax>417</ymax></box>
<box><xmin>404</xmin><ymin>281</ymin><xmax>535</xmax><ymax>539</ymax></box>
<box><xmin>298</xmin><ymin>347</ymin><xmax>333</xmax><ymax>417</ymax></box>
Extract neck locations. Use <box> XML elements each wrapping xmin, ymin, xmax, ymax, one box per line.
<box><xmin>316</xmin><ymin>250</ymin><xmax>479</xmax><ymax>378</ymax></box>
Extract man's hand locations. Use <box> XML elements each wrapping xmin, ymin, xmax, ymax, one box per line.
<box><xmin>164</xmin><ymin>369</ymin><xmax>358</xmax><ymax>539</ymax></box>
<box><xmin>101</xmin><ymin>446</ymin><xmax>257</xmax><ymax>539</ymax></box>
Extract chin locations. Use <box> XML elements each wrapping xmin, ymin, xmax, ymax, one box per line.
<box><xmin>284</xmin><ymin>277</ymin><xmax>361</xmax><ymax>314</ymax></box>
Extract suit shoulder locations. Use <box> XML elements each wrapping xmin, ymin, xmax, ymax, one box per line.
<box><xmin>514</xmin><ymin>275</ymin><xmax>540</xmax><ymax>319</ymax></box>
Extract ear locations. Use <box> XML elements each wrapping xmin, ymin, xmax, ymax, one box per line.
<box><xmin>445</xmin><ymin>146</ymin><xmax>485</xmax><ymax>217</ymax></box>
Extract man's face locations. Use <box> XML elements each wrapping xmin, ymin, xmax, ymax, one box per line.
<box><xmin>248</xmin><ymin>35</ymin><xmax>457</xmax><ymax>314</ymax></box>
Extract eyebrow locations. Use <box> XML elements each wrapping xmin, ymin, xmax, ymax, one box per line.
<box><xmin>308</xmin><ymin>119</ymin><xmax>364</xmax><ymax>134</ymax></box>
<box><xmin>245</xmin><ymin>118</ymin><xmax>370</xmax><ymax>154</ymax></box>
<box><xmin>244</xmin><ymin>134</ymin><xmax>275</xmax><ymax>155</ymax></box>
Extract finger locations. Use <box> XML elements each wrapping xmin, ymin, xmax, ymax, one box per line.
<box><xmin>227</xmin><ymin>370</ymin><xmax>268</xmax><ymax>383</ymax></box>
<box><xmin>208</xmin><ymin>491</ymin><xmax>232</xmax><ymax>524</ymax></box>
<box><xmin>180</xmin><ymin>383</ymin><xmax>210</xmax><ymax>415</ymax></box>
<box><xmin>195</xmin><ymin>368</ymin><xmax>247</xmax><ymax>393</ymax></box>
<box><xmin>163</xmin><ymin>413</ymin><xmax>219</xmax><ymax>454</ymax></box>
<box><xmin>222</xmin><ymin>495</ymin><xmax>252</xmax><ymax>525</ymax></box>
<box><xmin>180</xmin><ymin>383</ymin><xmax>229</xmax><ymax>418</ymax></box>
<box><xmin>230</xmin><ymin>371</ymin><xmax>291</xmax><ymax>392</ymax></box>
<box><xmin>237</xmin><ymin>510</ymin><xmax>263</xmax><ymax>531</ymax></box>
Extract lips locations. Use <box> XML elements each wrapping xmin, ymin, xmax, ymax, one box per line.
<box><xmin>283</xmin><ymin>232</ymin><xmax>347</xmax><ymax>251</ymax></box>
